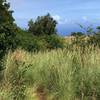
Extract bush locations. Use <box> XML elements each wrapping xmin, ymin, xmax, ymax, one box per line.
<box><xmin>44</xmin><ymin>34</ymin><xmax>65</xmax><ymax>49</ymax></box>
<box><xmin>16</xmin><ymin>28</ymin><xmax>47</xmax><ymax>52</ymax></box>
<box><xmin>88</xmin><ymin>32</ymin><xmax>100</xmax><ymax>47</ymax></box>
<box><xmin>16</xmin><ymin>29</ymin><xmax>65</xmax><ymax>51</ymax></box>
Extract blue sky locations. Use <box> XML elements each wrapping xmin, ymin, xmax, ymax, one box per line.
<box><xmin>8</xmin><ymin>0</ymin><xmax>100</xmax><ymax>36</ymax></box>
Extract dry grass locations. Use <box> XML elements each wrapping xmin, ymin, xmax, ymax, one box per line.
<box><xmin>0</xmin><ymin>46</ymin><xmax>100</xmax><ymax>100</ymax></box>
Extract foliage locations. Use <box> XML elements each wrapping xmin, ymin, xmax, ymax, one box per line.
<box><xmin>84</xmin><ymin>26</ymin><xmax>100</xmax><ymax>47</ymax></box>
<box><xmin>78</xmin><ymin>24</ymin><xmax>94</xmax><ymax>35</ymax></box>
<box><xmin>96</xmin><ymin>26</ymin><xmax>100</xmax><ymax>31</ymax></box>
<box><xmin>44</xmin><ymin>34</ymin><xmax>65</xmax><ymax>49</ymax></box>
<box><xmin>0</xmin><ymin>0</ymin><xmax>17</xmax><ymax>71</ymax></box>
<box><xmin>71</xmin><ymin>32</ymin><xmax>84</xmax><ymax>37</ymax></box>
<box><xmin>16</xmin><ymin>28</ymin><xmax>65</xmax><ymax>51</ymax></box>
<box><xmin>88</xmin><ymin>32</ymin><xmax>100</xmax><ymax>47</ymax></box>
<box><xmin>0</xmin><ymin>1</ymin><xmax>100</xmax><ymax>99</ymax></box>
<box><xmin>0</xmin><ymin>0</ymin><xmax>14</xmax><ymax>24</ymax></box>
<box><xmin>0</xmin><ymin>90</ymin><xmax>11</xmax><ymax>100</ymax></box>
<box><xmin>1</xmin><ymin>47</ymin><xmax>100</xmax><ymax>100</ymax></box>
<box><xmin>16</xmin><ymin>28</ymin><xmax>47</xmax><ymax>52</ymax></box>
<box><xmin>70</xmin><ymin>24</ymin><xmax>99</xmax><ymax>47</ymax></box>
<box><xmin>28</xmin><ymin>13</ymin><xmax>57</xmax><ymax>36</ymax></box>
<box><xmin>4</xmin><ymin>50</ymin><xmax>32</xmax><ymax>100</ymax></box>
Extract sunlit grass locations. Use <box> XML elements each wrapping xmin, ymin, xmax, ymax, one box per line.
<box><xmin>1</xmin><ymin>47</ymin><xmax>100</xmax><ymax>100</ymax></box>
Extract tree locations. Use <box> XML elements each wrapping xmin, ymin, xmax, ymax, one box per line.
<box><xmin>90</xmin><ymin>32</ymin><xmax>100</xmax><ymax>46</ymax></box>
<box><xmin>96</xmin><ymin>26</ymin><xmax>100</xmax><ymax>32</ymax></box>
<box><xmin>0</xmin><ymin>0</ymin><xmax>14</xmax><ymax>24</ymax></box>
<box><xmin>87</xmin><ymin>26</ymin><xmax>100</xmax><ymax>46</ymax></box>
<box><xmin>28</xmin><ymin>13</ymin><xmax>57</xmax><ymax>36</ymax></box>
<box><xmin>71</xmin><ymin>32</ymin><xmax>84</xmax><ymax>37</ymax></box>
<box><xmin>0</xmin><ymin>0</ymin><xmax>17</xmax><ymax>71</ymax></box>
<box><xmin>78</xmin><ymin>24</ymin><xmax>94</xmax><ymax>35</ymax></box>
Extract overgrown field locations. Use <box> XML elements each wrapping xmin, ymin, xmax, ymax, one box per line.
<box><xmin>0</xmin><ymin>47</ymin><xmax>100</xmax><ymax>100</ymax></box>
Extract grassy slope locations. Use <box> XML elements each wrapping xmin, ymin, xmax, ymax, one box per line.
<box><xmin>0</xmin><ymin>47</ymin><xmax>100</xmax><ymax>100</ymax></box>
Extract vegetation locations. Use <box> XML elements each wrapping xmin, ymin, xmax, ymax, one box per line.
<box><xmin>71</xmin><ymin>32</ymin><xmax>84</xmax><ymax>37</ymax></box>
<box><xmin>0</xmin><ymin>47</ymin><xmax>100</xmax><ymax>100</ymax></box>
<box><xmin>0</xmin><ymin>1</ymin><xmax>100</xmax><ymax>100</ymax></box>
<box><xmin>28</xmin><ymin>13</ymin><xmax>57</xmax><ymax>36</ymax></box>
<box><xmin>16</xmin><ymin>27</ymin><xmax>65</xmax><ymax>51</ymax></box>
<box><xmin>0</xmin><ymin>0</ymin><xmax>17</xmax><ymax>71</ymax></box>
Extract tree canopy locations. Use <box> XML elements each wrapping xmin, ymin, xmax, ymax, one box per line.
<box><xmin>0</xmin><ymin>0</ymin><xmax>14</xmax><ymax>24</ymax></box>
<box><xmin>28</xmin><ymin>13</ymin><xmax>57</xmax><ymax>36</ymax></box>
<box><xmin>0</xmin><ymin>0</ymin><xmax>17</xmax><ymax>70</ymax></box>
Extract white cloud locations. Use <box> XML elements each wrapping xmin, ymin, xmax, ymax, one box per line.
<box><xmin>52</xmin><ymin>15</ymin><xmax>71</xmax><ymax>24</ymax></box>
<box><xmin>52</xmin><ymin>15</ymin><xmax>61</xmax><ymax>22</ymax></box>
<box><xmin>59</xmin><ymin>18</ymin><xmax>73</xmax><ymax>25</ymax></box>
<box><xmin>82</xmin><ymin>16</ymin><xmax>88</xmax><ymax>21</ymax></box>
<box><xmin>58</xmin><ymin>19</ymin><xmax>68</xmax><ymax>24</ymax></box>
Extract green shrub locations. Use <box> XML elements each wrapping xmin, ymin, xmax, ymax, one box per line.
<box><xmin>45</xmin><ymin>34</ymin><xmax>65</xmax><ymax>49</ymax></box>
<box><xmin>16</xmin><ymin>29</ymin><xmax>47</xmax><ymax>52</ymax></box>
<box><xmin>16</xmin><ymin>29</ymin><xmax>65</xmax><ymax>51</ymax></box>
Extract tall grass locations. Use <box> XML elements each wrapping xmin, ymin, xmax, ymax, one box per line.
<box><xmin>1</xmin><ymin>47</ymin><xmax>100</xmax><ymax>100</ymax></box>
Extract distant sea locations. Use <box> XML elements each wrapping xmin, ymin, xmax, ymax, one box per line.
<box><xmin>16</xmin><ymin>21</ymin><xmax>100</xmax><ymax>37</ymax></box>
<box><xmin>57</xmin><ymin>23</ymin><xmax>99</xmax><ymax>36</ymax></box>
